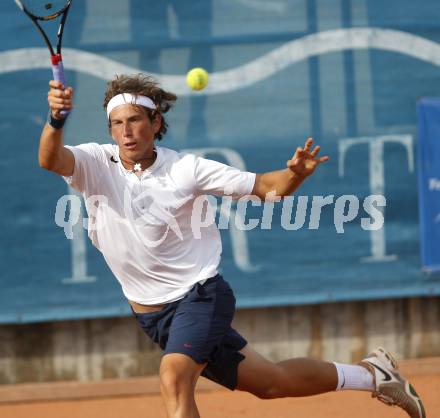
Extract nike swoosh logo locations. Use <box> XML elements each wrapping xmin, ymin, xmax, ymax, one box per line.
<box><xmin>110</xmin><ymin>156</ymin><xmax>118</xmax><ymax>163</ymax></box>
<box><xmin>370</xmin><ymin>363</ymin><xmax>393</xmax><ymax>382</ymax></box>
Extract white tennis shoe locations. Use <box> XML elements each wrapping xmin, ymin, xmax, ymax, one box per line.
<box><xmin>360</xmin><ymin>347</ymin><xmax>426</xmax><ymax>418</ymax></box>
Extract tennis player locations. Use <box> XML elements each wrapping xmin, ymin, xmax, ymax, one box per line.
<box><xmin>39</xmin><ymin>74</ymin><xmax>425</xmax><ymax>418</ymax></box>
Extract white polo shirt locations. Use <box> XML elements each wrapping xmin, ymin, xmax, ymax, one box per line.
<box><xmin>63</xmin><ymin>143</ymin><xmax>256</xmax><ymax>305</ymax></box>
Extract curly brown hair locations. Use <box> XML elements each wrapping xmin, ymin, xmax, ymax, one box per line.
<box><xmin>103</xmin><ymin>74</ymin><xmax>177</xmax><ymax>140</ymax></box>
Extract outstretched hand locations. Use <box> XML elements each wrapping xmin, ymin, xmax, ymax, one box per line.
<box><xmin>287</xmin><ymin>138</ymin><xmax>329</xmax><ymax>179</ymax></box>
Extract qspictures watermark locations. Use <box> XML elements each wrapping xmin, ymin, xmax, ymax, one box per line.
<box><xmin>54</xmin><ymin>191</ymin><xmax>386</xmax><ymax>244</ymax></box>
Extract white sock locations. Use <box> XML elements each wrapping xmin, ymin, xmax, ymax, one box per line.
<box><xmin>333</xmin><ymin>363</ymin><xmax>375</xmax><ymax>391</ymax></box>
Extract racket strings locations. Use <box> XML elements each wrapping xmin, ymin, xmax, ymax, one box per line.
<box><xmin>18</xmin><ymin>0</ymin><xmax>69</xmax><ymax>18</ymax></box>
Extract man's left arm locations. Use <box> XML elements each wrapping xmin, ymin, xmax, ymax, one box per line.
<box><xmin>252</xmin><ymin>138</ymin><xmax>328</xmax><ymax>201</ymax></box>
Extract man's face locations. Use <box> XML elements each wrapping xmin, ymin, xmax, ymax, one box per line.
<box><xmin>109</xmin><ymin>104</ymin><xmax>160</xmax><ymax>162</ymax></box>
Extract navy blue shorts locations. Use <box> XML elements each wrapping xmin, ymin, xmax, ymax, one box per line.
<box><xmin>132</xmin><ymin>275</ymin><xmax>247</xmax><ymax>390</ymax></box>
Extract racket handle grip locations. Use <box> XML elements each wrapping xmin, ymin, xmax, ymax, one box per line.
<box><xmin>51</xmin><ymin>55</ymin><xmax>70</xmax><ymax>118</ymax></box>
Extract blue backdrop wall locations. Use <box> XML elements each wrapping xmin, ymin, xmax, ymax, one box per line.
<box><xmin>1</xmin><ymin>0</ymin><xmax>440</xmax><ymax>323</ymax></box>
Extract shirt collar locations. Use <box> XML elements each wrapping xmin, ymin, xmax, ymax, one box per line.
<box><xmin>112</xmin><ymin>145</ymin><xmax>164</xmax><ymax>177</ymax></box>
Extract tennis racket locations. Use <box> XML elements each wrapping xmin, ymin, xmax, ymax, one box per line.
<box><xmin>15</xmin><ymin>0</ymin><xmax>72</xmax><ymax>116</ymax></box>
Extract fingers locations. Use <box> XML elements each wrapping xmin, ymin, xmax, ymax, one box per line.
<box><xmin>47</xmin><ymin>80</ymin><xmax>73</xmax><ymax>116</ymax></box>
<box><xmin>303</xmin><ymin>137</ymin><xmax>313</xmax><ymax>152</ymax></box>
<box><xmin>289</xmin><ymin>138</ymin><xmax>329</xmax><ymax>167</ymax></box>
<box><xmin>298</xmin><ymin>138</ymin><xmax>329</xmax><ymax>160</ymax></box>
<box><xmin>311</xmin><ymin>145</ymin><xmax>320</xmax><ymax>157</ymax></box>
<box><xmin>291</xmin><ymin>140</ymin><xmax>312</xmax><ymax>161</ymax></box>
<box><xmin>310</xmin><ymin>155</ymin><xmax>329</xmax><ymax>167</ymax></box>
<box><xmin>288</xmin><ymin>146</ymin><xmax>303</xmax><ymax>164</ymax></box>
<box><xmin>48</xmin><ymin>82</ymin><xmax>72</xmax><ymax>99</ymax></box>
<box><xmin>304</xmin><ymin>138</ymin><xmax>322</xmax><ymax>158</ymax></box>
<box><xmin>297</xmin><ymin>138</ymin><xmax>316</xmax><ymax>158</ymax></box>
<box><xmin>49</xmin><ymin>80</ymin><xmax>64</xmax><ymax>89</ymax></box>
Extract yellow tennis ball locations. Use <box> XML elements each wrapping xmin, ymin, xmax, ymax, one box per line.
<box><xmin>186</xmin><ymin>68</ymin><xmax>209</xmax><ymax>91</ymax></box>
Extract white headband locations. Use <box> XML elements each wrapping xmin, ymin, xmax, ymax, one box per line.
<box><xmin>106</xmin><ymin>93</ymin><xmax>156</xmax><ymax>119</ymax></box>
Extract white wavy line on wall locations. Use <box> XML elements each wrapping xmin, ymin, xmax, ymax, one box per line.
<box><xmin>1</xmin><ymin>28</ymin><xmax>440</xmax><ymax>96</ymax></box>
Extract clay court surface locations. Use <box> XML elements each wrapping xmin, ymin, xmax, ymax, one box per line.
<box><xmin>1</xmin><ymin>357</ymin><xmax>438</xmax><ymax>418</ymax></box>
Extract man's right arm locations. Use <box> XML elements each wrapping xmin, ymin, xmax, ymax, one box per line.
<box><xmin>38</xmin><ymin>80</ymin><xmax>75</xmax><ymax>177</ymax></box>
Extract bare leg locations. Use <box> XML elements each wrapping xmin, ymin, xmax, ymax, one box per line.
<box><xmin>159</xmin><ymin>353</ymin><xmax>207</xmax><ymax>418</ymax></box>
<box><xmin>236</xmin><ymin>345</ymin><xmax>338</xmax><ymax>399</ymax></box>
